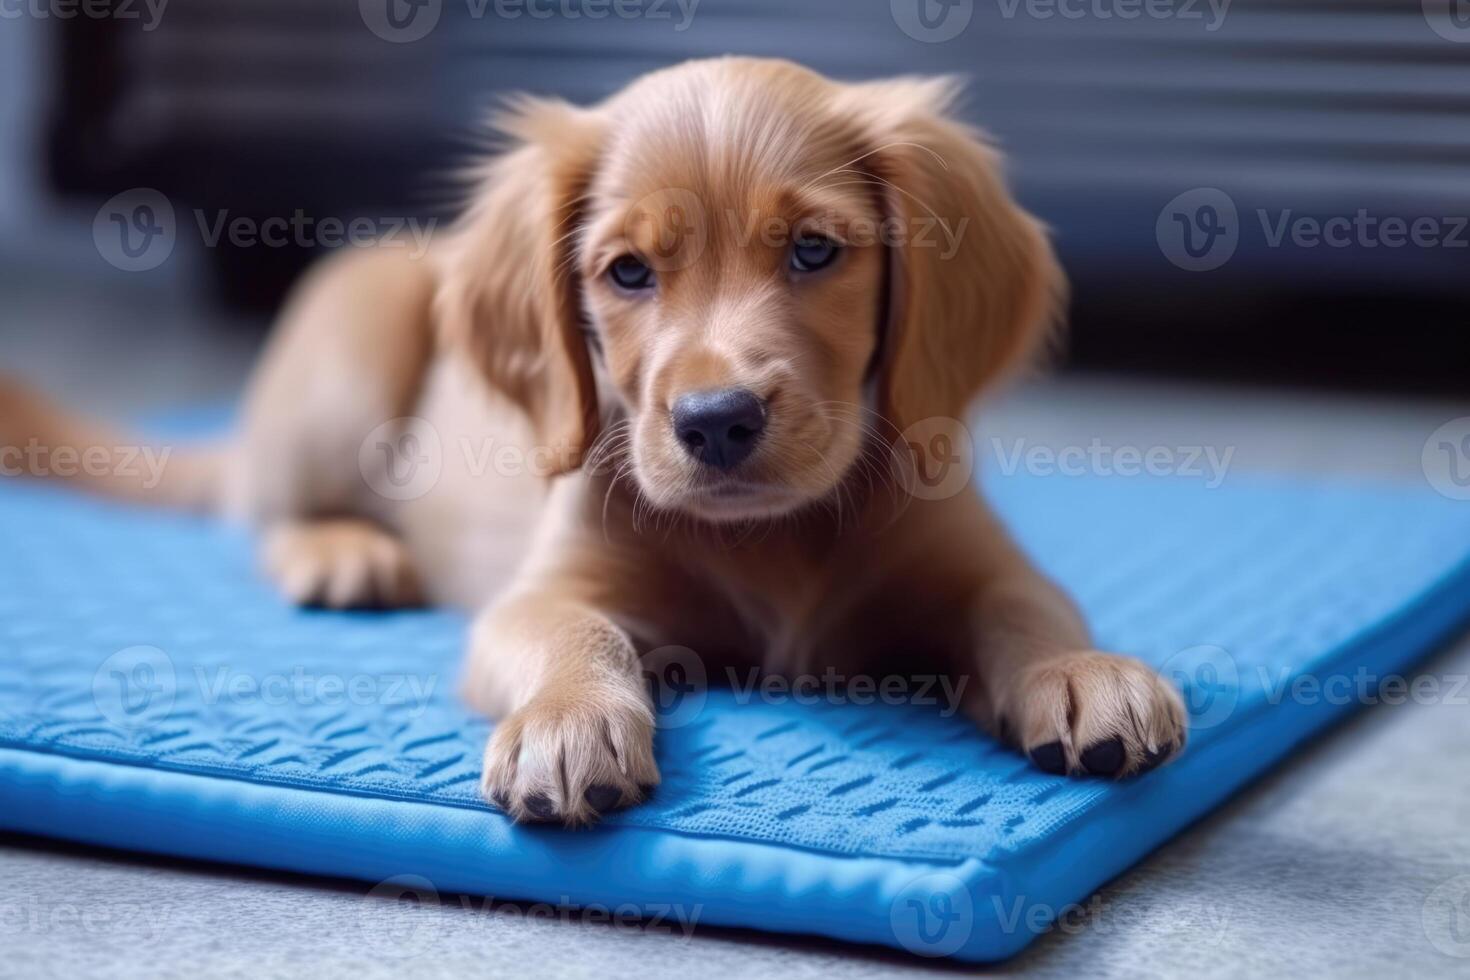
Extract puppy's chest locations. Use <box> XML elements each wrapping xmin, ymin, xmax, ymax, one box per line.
<box><xmin>669</xmin><ymin>547</ymin><xmax>962</xmax><ymax>675</ymax></box>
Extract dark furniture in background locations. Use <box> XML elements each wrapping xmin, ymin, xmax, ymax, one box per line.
<box><xmin>47</xmin><ymin>0</ymin><xmax>1470</xmax><ymax>389</ymax></box>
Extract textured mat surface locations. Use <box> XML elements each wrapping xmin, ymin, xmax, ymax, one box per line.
<box><xmin>2</xmin><ymin>466</ymin><xmax>1469</xmax><ymax>961</ymax></box>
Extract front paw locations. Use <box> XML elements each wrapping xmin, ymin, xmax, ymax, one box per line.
<box><xmin>480</xmin><ymin>686</ymin><xmax>660</xmax><ymax>827</ymax></box>
<box><xmin>996</xmin><ymin>651</ymin><xmax>1187</xmax><ymax>778</ymax></box>
<box><xmin>263</xmin><ymin>520</ymin><xmax>423</xmax><ymax>610</ymax></box>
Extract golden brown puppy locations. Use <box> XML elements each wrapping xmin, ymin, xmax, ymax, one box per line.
<box><xmin>3</xmin><ymin>57</ymin><xmax>1185</xmax><ymax>827</ymax></box>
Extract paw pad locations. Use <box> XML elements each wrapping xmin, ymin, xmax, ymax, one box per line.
<box><xmin>1080</xmin><ymin>736</ymin><xmax>1126</xmax><ymax>777</ymax></box>
<box><xmin>1028</xmin><ymin>741</ymin><xmax>1068</xmax><ymax>775</ymax></box>
<box><xmin>583</xmin><ymin>784</ymin><xmax>623</xmax><ymax>814</ymax></box>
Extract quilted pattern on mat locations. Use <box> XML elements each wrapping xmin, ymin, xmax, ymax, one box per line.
<box><xmin>2</xmin><ymin>472</ymin><xmax>1468</xmax><ymax>865</ymax></box>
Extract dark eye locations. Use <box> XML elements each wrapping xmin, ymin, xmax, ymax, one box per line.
<box><xmin>791</xmin><ymin>235</ymin><xmax>841</xmax><ymax>273</ymax></box>
<box><xmin>608</xmin><ymin>254</ymin><xmax>654</xmax><ymax>291</ymax></box>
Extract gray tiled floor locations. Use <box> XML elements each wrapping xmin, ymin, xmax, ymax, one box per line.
<box><xmin>3</xmin><ymin>255</ymin><xmax>1470</xmax><ymax>979</ymax></box>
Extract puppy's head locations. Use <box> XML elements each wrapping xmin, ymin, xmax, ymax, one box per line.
<box><xmin>440</xmin><ymin>58</ymin><xmax>1062</xmax><ymax>523</ymax></box>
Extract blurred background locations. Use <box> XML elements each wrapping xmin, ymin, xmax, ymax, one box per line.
<box><xmin>3</xmin><ymin>0</ymin><xmax>1469</xmax><ymax>410</ymax></box>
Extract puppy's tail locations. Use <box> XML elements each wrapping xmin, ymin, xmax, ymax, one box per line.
<box><xmin>0</xmin><ymin>374</ymin><xmax>228</xmax><ymax>514</ymax></box>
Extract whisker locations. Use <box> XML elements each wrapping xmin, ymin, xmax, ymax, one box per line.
<box><xmin>809</xmin><ymin>141</ymin><xmax>949</xmax><ymax>187</ymax></box>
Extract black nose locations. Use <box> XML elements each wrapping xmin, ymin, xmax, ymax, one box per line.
<box><xmin>671</xmin><ymin>388</ymin><xmax>766</xmax><ymax>470</ymax></box>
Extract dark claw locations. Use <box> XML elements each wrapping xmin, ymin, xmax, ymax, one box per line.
<box><xmin>524</xmin><ymin>793</ymin><xmax>559</xmax><ymax>821</ymax></box>
<box><xmin>996</xmin><ymin>715</ymin><xmax>1014</xmax><ymax>745</ymax></box>
<box><xmin>639</xmin><ymin>783</ymin><xmax>658</xmax><ymax>799</ymax></box>
<box><xmin>490</xmin><ymin>789</ymin><xmax>511</xmax><ymax>812</ymax></box>
<box><xmin>1080</xmin><ymin>736</ymin><xmax>1126</xmax><ymax>778</ymax></box>
<box><xmin>1028</xmin><ymin>740</ymin><xmax>1068</xmax><ymax>775</ymax></box>
<box><xmin>584</xmin><ymin>784</ymin><xmax>623</xmax><ymax>814</ymax></box>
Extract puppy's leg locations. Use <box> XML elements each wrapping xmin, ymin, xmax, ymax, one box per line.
<box><xmin>967</xmin><ymin>549</ymin><xmax>1187</xmax><ymax>779</ymax></box>
<box><xmin>264</xmin><ymin>519</ymin><xmax>422</xmax><ymax>609</ymax></box>
<box><xmin>231</xmin><ymin>246</ymin><xmax>436</xmax><ymax>608</ymax></box>
<box><xmin>466</xmin><ymin>587</ymin><xmax>658</xmax><ymax>828</ymax></box>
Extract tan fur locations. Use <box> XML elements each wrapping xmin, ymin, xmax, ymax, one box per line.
<box><xmin>264</xmin><ymin>519</ymin><xmax>423</xmax><ymax>609</ymax></box>
<box><xmin>0</xmin><ymin>376</ymin><xmax>222</xmax><ymax>511</ymax></box>
<box><xmin>1</xmin><ymin>58</ymin><xmax>1185</xmax><ymax>827</ymax></box>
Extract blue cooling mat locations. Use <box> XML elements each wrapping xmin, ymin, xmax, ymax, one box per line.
<box><xmin>2</xmin><ymin>462</ymin><xmax>1469</xmax><ymax>961</ymax></box>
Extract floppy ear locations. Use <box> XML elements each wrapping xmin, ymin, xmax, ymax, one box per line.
<box><xmin>841</xmin><ymin>78</ymin><xmax>1065</xmax><ymax>447</ymax></box>
<box><xmin>435</xmin><ymin>98</ymin><xmax>605</xmax><ymax>477</ymax></box>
